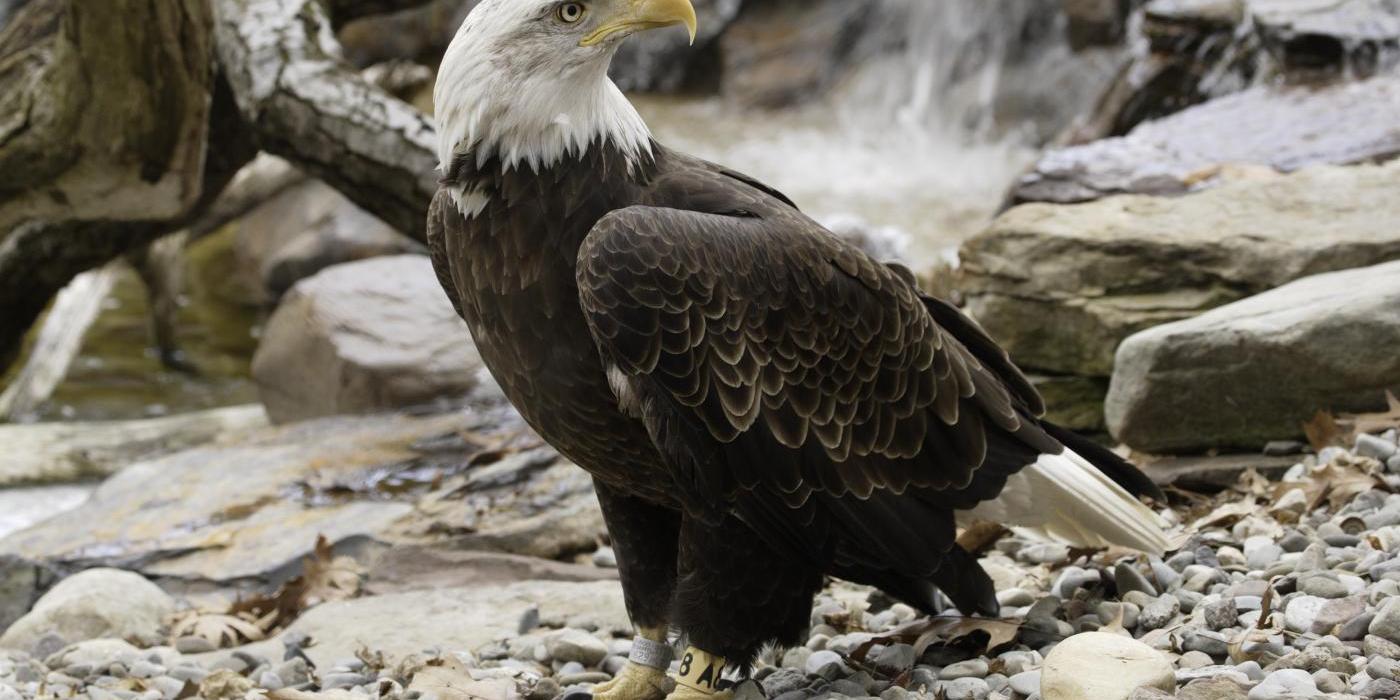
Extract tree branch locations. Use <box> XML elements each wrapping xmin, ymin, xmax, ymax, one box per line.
<box><xmin>212</xmin><ymin>0</ymin><xmax>439</xmax><ymax>241</ymax></box>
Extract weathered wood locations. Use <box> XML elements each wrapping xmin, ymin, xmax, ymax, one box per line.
<box><xmin>0</xmin><ymin>405</ymin><xmax>268</xmax><ymax>486</ymax></box>
<box><xmin>213</xmin><ymin>0</ymin><xmax>439</xmax><ymax>241</ymax></box>
<box><xmin>0</xmin><ymin>262</ymin><xmax>120</xmax><ymax>421</ymax></box>
<box><xmin>0</xmin><ymin>0</ymin><xmax>215</xmax><ymax>229</ymax></box>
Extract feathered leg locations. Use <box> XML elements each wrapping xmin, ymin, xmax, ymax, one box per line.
<box><xmin>592</xmin><ymin>481</ymin><xmax>682</xmax><ymax>700</ymax></box>
<box><xmin>666</xmin><ymin>513</ymin><xmax>823</xmax><ymax>700</ymax></box>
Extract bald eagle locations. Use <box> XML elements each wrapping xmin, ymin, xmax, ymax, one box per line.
<box><xmin>427</xmin><ymin>1</ymin><xmax>1171</xmax><ymax>697</ymax></box>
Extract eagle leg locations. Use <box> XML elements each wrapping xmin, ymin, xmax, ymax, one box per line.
<box><xmin>672</xmin><ymin>514</ymin><xmax>823</xmax><ymax>671</ymax></box>
<box><xmin>591</xmin><ymin>630</ymin><xmax>673</xmax><ymax>700</ymax></box>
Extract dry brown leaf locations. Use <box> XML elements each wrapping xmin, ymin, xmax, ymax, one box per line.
<box><xmin>169</xmin><ymin>611</ymin><xmax>266</xmax><ymax>649</ymax></box>
<box><xmin>1303</xmin><ymin>411</ymin><xmax>1343</xmax><ymax>451</ymax></box>
<box><xmin>851</xmin><ymin>615</ymin><xmax>1021</xmax><ymax>667</ymax></box>
<box><xmin>955</xmin><ymin>521</ymin><xmax>1009</xmax><ymax>557</ymax></box>
<box><xmin>1190</xmin><ymin>499</ymin><xmax>1258</xmax><ymax>531</ymax></box>
<box><xmin>229</xmin><ymin>535</ymin><xmax>365</xmax><ymax>633</ymax></box>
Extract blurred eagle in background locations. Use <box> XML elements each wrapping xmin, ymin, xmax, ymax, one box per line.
<box><xmin>426</xmin><ymin>0</ymin><xmax>1172</xmax><ymax>698</ymax></box>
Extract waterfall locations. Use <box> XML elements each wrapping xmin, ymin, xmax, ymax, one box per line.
<box><xmin>834</xmin><ymin>0</ymin><xmax>1127</xmax><ymax>146</ymax></box>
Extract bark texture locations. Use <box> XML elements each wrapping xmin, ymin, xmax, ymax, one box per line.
<box><xmin>213</xmin><ymin>0</ymin><xmax>438</xmax><ymax>241</ymax></box>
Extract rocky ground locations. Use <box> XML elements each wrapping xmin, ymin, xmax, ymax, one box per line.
<box><xmin>2</xmin><ymin>426</ymin><xmax>1400</xmax><ymax>700</ymax></box>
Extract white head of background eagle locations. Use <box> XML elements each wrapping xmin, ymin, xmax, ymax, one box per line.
<box><xmin>434</xmin><ymin>0</ymin><xmax>698</xmax><ymax>190</ymax></box>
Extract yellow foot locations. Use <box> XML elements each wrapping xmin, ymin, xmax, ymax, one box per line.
<box><xmin>591</xmin><ymin>661</ymin><xmax>672</xmax><ymax>700</ymax></box>
<box><xmin>664</xmin><ymin>647</ymin><xmax>733</xmax><ymax>700</ymax></box>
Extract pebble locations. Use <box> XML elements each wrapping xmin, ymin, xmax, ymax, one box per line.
<box><xmin>1008</xmin><ymin>670</ymin><xmax>1039</xmax><ymax>696</ymax></box>
<box><xmin>1357</xmin><ymin>433</ymin><xmax>1399</xmax><ymax>461</ymax></box>
<box><xmin>590</xmin><ymin>546</ymin><xmax>616</xmax><ymax>568</ymax></box>
<box><xmin>1178</xmin><ymin>651</ymin><xmax>1214</xmax><ymax>669</ymax></box>
<box><xmin>804</xmin><ymin>650</ymin><xmax>847</xmax><ymax>679</ymax></box>
<box><xmin>1284</xmin><ymin>595</ymin><xmax>1327</xmax><ymax>634</ymax></box>
<box><xmin>1139</xmin><ymin>595</ymin><xmax>1180</xmax><ymax>631</ymax></box>
<box><xmin>1369</xmin><ymin>597</ymin><xmax>1400</xmax><ymax>644</ymax></box>
<box><xmin>1115</xmin><ymin>563</ymin><xmax>1158</xmax><ymax>597</ymax></box>
<box><xmin>940</xmin><ymin>677</ymin><xmax>989</xmax><ymax>700</ymax></box>
<box><xmin>873</xmin><ymin>644</ymin><xmax>915</xmax><ymax>672</ymax></box>
<box><xmin>1246</xmin><ymin>668</ymin><xmax>1317</xmax><ymax>699</ymax></box>
<box><xmin>1363</xmin><ymin>678</ymin><xmax>1400</xmax><ymax>698</ymax></box>
<box><xmin>1202</xmin><ymin>597</ymin><xmax>1239</xmax><ymax>630</ymax></box>
<box><xmin>172</xmin><ymin>636</ymin><xmax>216</xmax><ymax>654</ymax></box>
<box><xmin>320</xmin><ymin>672</ymin><xmax>373</xmax><ymax>690</ymax></box>
<box><xmin>939</xmin><ymin>659</ymin><xmax>988</xmax><ymax>680</ymax></box>
<box><xmin>545</xmin><ymin>629</ymin><xmax>608</xmax><ymax>666</ymax></box>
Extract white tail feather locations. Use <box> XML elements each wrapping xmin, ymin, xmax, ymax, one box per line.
<box><xmin>959</xmin><ymin>449</ymin><xmax>1174</xmax><ymax>556</ymax></box>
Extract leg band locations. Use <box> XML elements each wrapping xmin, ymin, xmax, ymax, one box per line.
<box><xmin>629</xmin><ymin>635</ymin><xmax>675</xmax><ymax>670</ymax></box>
<box><xmin>674</xmin><ymin>647</ymin><xmax>727</xmax><ymax>694</ymax></box>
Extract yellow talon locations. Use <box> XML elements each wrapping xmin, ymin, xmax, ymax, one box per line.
<box><xmin>591</xmin><ymin>661</ymin><xmax>673</xmax><ymax>700</ymax></box>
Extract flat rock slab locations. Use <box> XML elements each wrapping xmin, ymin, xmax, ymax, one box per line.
<box><xmin>961</xmin><ymin>159</ymin><xmax>1400</xmax><ymax>377</ymax></box>
<box><xmin>0</xmin><ymin>409</ymin><xmax>602</xmax><ymax>584</ymax></box>
<box><xmin>190</xmin><ymin>580</ymin><xmax>629</xmax><ymax>669</ymax></box>
<box><xmin>1106</xmin><ymin>259</ymin><xmax>1400</xmax><ymax>452</ymax></box>
<box><xmin>0</xmin><ymin>405</ymin><xmax>267</xmax><ymax>487</ymax></box>
<box><xmin>1011</xmin><ymin>72</ymin><xmax>1400</xmax><ymax>204</ymax></box>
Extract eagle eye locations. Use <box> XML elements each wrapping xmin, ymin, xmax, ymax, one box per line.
<box><xmin>556</xmin><ymin>2</ymin><xmax>586</xmax><ymax>23</ymax></box>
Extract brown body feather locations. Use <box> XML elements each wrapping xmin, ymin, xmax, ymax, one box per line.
<box><xmin>428</xmin><ymin>140</ymin><xmax>1151</xmax><ymax>662</ymax></box>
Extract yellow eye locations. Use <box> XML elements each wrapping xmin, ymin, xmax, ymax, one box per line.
<box><xmin>557</xmin><ymin>2</ymin><xmax>585</xmax><ymax>23</ymax></box>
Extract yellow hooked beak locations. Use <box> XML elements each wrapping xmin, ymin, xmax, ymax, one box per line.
<box><xmin>579</xmin><ymin>0</ymin><xmax>698</xmax><ymax>47</ymax></box>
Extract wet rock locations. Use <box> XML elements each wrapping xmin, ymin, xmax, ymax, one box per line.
<box><xmin>0</xmin><ymin>569</ymin><xmax>172</xmax><ymax>653</ymax></box>
<box><xmin>0</xmin><ymin>411</ymin><xmax>601</xmax><ymax>582</ymax></box>
<box><xmin>610</xmin><ymin>0</ymin><xmax>743</xmax><ymax>92</ymax></box>
<box><xmin>964</xmin><ymin>158</ymin><xmax>1400</xmax><ymax>383</ymax></box>
<box><xmin>718</xmin><ymin>0</ymin><xmax>873</xmax><ymax>109</ymax></box>
<box><xmin>1041</xmin><ymin>632</ymin><xmax>1175</xmax><ymax>700</ymax></box>
<box><xmin>0</xmin><ymin>556</ymin><xmax>56</xmax><ymax>635</ymax></box>
<box><xmin>233</xmin><ymin>180</ymin><xmax>424</xmax><ymax>306</ymax></box>
<box><xmin>1012</xmin><ymin>73</ymin><xmax>1400</xmax><ymax>205</ymax></box>
<box><xmin>1252</xmin><ymin>0</ymin><xmax>1400</xmax><ymax>76</ymax></box>
<box><xmin>1107</xmin><ymin>259</ymin><xmax>1400</xmax><ymax>452</ymax></box>
<box><xmin>0</xmin><ymin>405</ymin><xmax>268</xmax><ymax>487</ymax></box>
<box><xmin>252</xmin><ymin>255</ymin><xmax>481</xmax><ymax>423</ymax></box>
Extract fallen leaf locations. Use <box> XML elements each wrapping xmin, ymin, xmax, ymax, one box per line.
<box><xmin>169</xmin><ymin>611</ymin><xmax>266</xmax><ymax>649</ymax></box>
<box><xmin>850</xmin><ymin>615</ymin><xmax>1021</xmax><ymax>667</ymax></box>
<box><xmin>1303</xmin><ymin>411</ymin><xmax>1342</xmax><ymax>451</ymax></box>
<box><xmin>1190</xmin><ymin>499</ymin><xmax>1258</xmax><ymax>531</ymax></box>
<box><xmin>955</xmin><ymin>521</ymin><xmax>1009</xmax><ymax>557</ymax></box>
<box><xmin>229</xmin><ymin>535</ymin><xmax>364</xmax><ymax>633</ymax></box>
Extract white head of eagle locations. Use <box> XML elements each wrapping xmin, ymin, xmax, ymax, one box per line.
<box><xmin>434</xmin><ymin>0</ymin><xmax>697</xmax><ymax>215</ymax></box>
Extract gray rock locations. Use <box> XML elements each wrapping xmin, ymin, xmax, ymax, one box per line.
<box><xmin>1108</xmin><ymin>259</ymin><xmax>1400</xmax><ymax>451</ymax></box>
<box><xmin>762</xmin><ymin>668</ymin><xmax>807</xmax><ymax>697</ymax></box>
<box><xmin>546</xmin><ymin>630</ymin><xmax>608</xmax><ymax>666</ymax></box>
<box><xmin>1370</xmin><ymin>597</ymin><xmax>1400</xmax><ymax>645</ymax></box>
<box><xmin>0</xmin><ymin>556</ymin><xmax>55</xmax><ymax>636</ymax></box>
<box><xmin>610</xmin><ymin>0</ymin><xmax>742</xmax><ymax>92</ymax></box>
<box><xmin>804</xmin><ymin>650</ymin><xmax>847</xmax><ymax>678</ymax></box>
<box><xmin>1115</xmin><ymin>563</ymin><xmax>1158</xmax><ymax>597</ymax></box>
<box><xmin>253</xmin><ymin>255</ymin><xmax>481</xmax><ymax>423</ymax></box>
<box><xmin>1011</xmin><ymin>74</ymin><xmax>1400</xmax><ymax>206</ymax></box>
<box><xmin>1367</xmin><ymin>633</ymin><xmax>1400</xmax><ymax>659</ymax></box>
<box><xmin>940</xmin><ymin>659</ymin><xmax>989</xmax><ymax>680</ymax></box>
<box><xmin>0</xmin><ymin>569</ymin><xmax>173</xmax><ymax>652</ymax></box>
<box><xmin>1388</xmin><ymin>453</ymin><xmax>1400</xmax><ymax>474</ymax></box>
<box><xmin>1178</xmin><ymin>675</ymin><xmax>1248</xmax><ymax>700</ymax></box>
<box><xmin>1362</xmin><ymin>678</ymin><xmax>1400</xmax><ymax>699</ymax></box>
<box><xmin>1358</xmin><ymin>433</ymin><xmax>1400</xmax><ymax>461</ymax></box>
<box><xmin>1284</xmin><ymin>596</ymin><xmax>1328</xmax><ymax>634</ymax></box>
<box><xmin>230</xmin><ymin>176</ymin><xmax>425</xmax><ymax>306</ymax></box>
<box><xmin>1244</xmin><ymin>537</ymin><xmax>1283</xmax><ymax>570</ymax></box>
<box><xmin>1202</xmin><ymin>598</ymin><xmax>1239</xmax><ymax>631</ymax></box>
<box><xmin>1246</xmin><ymin>668</ymin><xmax>1317</xmax><ymax>699</ymax></box>
<box><xmin>1008</xmin><ymin>670</ymin><xmax>1040</xmax><ymax>696</ymax></box>
<box><xmin>873</xmin><ymin>643</ymin><xmax>915</xmax><ymax>672</ymax></box>
<box><xmin>941</xmin><ymin>677</ymin><xmax>990</xmax><ymax>700</ymax></box>
<box><xmin>1298</xmin><ymin>573</ymin><xmax>1349</xmax><ymax>599</ymax></box>
<box><xmin>1312</xmin><ymin>595</ymin><xmax>1369</xmax><ymax>637</ymax></box>
<box><xmin>1139</xmin><ymin>595</ymin><xmax>1181</xmax><ymax>631</ymax></box>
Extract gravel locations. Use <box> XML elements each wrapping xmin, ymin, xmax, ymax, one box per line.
<box><xmin>5</xmin><ymin>434</ymin><xmax>1400</xmax><ymax>700</ymax></box>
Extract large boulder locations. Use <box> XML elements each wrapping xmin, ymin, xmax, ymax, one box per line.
<box><xmin>1106</xmin><ymin>260</ymin><xmax>1400</xmax><ymax>452</ymax></box>
<box><xmin>1012</xmin><ymin>72</ymin><xmax>1400</xmax><ymax>204</ymax></box>
<box><xmin>961</xmin><ymin>159</ymin><xmax>1400</xmax><ymax>379</ymax></box>
<box><xmin>0</xmin><ymin>556</ymin><xmax>56</xmax><ymax>637</ymax></box>
<box><xmin>717</xmin><ymin>0</ymin><xmax>873</xmax><ymax>109</ymax></box>
<box><xmin>0</xmin><ymin>569</ymin><xmax>174</xmax><ymax>653</ymax></box>
<box><xmin>252</xmin><ymin>255</ymin><xmax>481</xmax><ymax>423</ymax></box>
<box><xmin>233</xmin><ymin>179</ymin><xmax>424</xmax><ymax>305</ymax></box>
